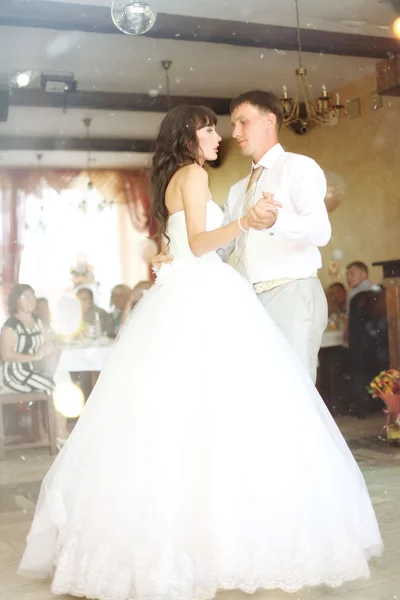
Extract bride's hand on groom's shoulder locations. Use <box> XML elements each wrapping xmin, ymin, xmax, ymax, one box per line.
<box><xmin>247</xmin><ymin>193</ymin><xmax>282</xmax><ymax>230</ymax></box>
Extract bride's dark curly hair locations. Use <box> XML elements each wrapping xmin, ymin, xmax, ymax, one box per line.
<box><xmin>150</xmin><ymin>105</ymin><xmax>217</xmax><ymax>244</ymax></box>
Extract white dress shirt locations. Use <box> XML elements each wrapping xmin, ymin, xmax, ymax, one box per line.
<box><xmin>218</xmin><ymin>143</ymin><xmax>331</xmax><ymax>284</ymax></box>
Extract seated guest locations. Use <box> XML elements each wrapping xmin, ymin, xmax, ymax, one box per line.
<box><xmin>345</xmin><ymin>261</ymin><xmax>372</xmax><ymax>315</ymax></box>
<box><xmin>34</xmin><ymin>297</ymin><xmax>61</xmax><ymax>377</ymax></box>
<box><xmin>74</xmin><ymin>288</ymin><xmax>113</xmax><ymax>402</ymax></box>
<box><xmin>326</xmin><ymin>282</ymin><xmax>347</xmax><ymax>331</ymax></box>
<box><xmin>35</xmin><ymin>297</ymin><xmax>51</xmax><ymax>332</ymax></box>
<box><xmin>35</xmin><ymin>297</ymin><xmax>59</xmax><ymax>343</ymax></box>
<box><xmin>343</xmin><ymin>262</ymin><xmax>372</xmax><ymax>345</ymax></box>
<box><xmin>320</xmin><ymin>283</ymin><xmax>347</xmax><ymax>414</ymax></box>
<box><xmin>347</xmin><ymin>288</ymin><xmax>389</xmax><ymax>418</ymax></box>
<box><xmin>328</xmin><ymin>282</ymin><xmax>347</xmax><ymax>315</ymax></box>
<box><xmin>121</xmin><ymin>280</ymin><xmax>152</xmax><ymax>327</ymax></box>
<box><xmin>76</xmin><ymin>288</ymin><xmax>113</xmax><ymax>337</ymax></box>
<box><xmin>131</xmin><ymin>280</ymin><xmax>152</xmax><ymax>304</ymax></box>
<box><xmin>0</xmin><ymin>284</ymin><xmax>54</xmax><ymax>394</ymax></box>
<box><xmin>110</xmin><ymin>284</ymin><xmax>131</xmax><ymax>336</ymax></box>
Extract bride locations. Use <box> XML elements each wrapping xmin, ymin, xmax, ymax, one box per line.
<box><xmin>19</xmin><ymin>105</ymin><xmax>382</xmax><ymax>600</ymax></box>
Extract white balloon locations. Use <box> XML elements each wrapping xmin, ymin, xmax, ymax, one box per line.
<box><xmin>331</xmin><ymin>248</ymin><xmax>344</xmax><ymax>260</ymax></box>
<box><xmin>324</xmin><ymin>172</ymin><xmax>346</xmax><ymax>213</ymax></box>
<box><xmin>52</xmin><ymin>295</ymin><xmax>82</xmax><ymax>336</ymax></box>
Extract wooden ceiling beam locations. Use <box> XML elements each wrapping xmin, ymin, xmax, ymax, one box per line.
<box><xmin>8</xmin><ymin>88</ymin><xmax>232</xmax><ymax>114</ymax></box>
<box><xmin>1</xmin><ymin>0</ymin><xmax>399</xmax><ymax>59</ymax></box>
<box><xmin>0</xmin><ymin>136</ymin><xmax>154</xmax><ymax>152</ymax></box>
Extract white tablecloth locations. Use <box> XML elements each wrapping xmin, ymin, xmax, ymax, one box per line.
<box><xmin>320</xmin><ymin>330</ymin><xmax>344</xmax><ymax>349</ymax></box>
<box><xmin>54</xmin><ymin>341</ymin><xmax>114</xmax><ymax>385</ymax></box>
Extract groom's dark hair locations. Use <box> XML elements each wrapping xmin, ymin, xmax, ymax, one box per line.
<box><xmin>230</xmin><ymin>90</ymin><xmax>283</xmax><ymax>130</ymax></box>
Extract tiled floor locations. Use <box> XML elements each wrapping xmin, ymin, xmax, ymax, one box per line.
<box><xmin>1</xmin><ymin>414</ymin><xmax>400</xmax><ymax>600</ymax></box>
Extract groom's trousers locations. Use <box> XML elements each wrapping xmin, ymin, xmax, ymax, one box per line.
<box><xmin>256</xmin><ymin>277</ymin><xmax>327</xmax><ymax>384</ymax></box>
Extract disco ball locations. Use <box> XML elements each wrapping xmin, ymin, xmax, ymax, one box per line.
<box><xmin>111</xmin><ymin>1</ymin><xmax>157</xmax><ymax>35</ymax></box>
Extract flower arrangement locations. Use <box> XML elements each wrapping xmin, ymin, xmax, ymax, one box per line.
<box><xmin>368</xmin><ymin>369</ymin><xmax>400</xmax><ymax>397</ymax></box>
<box><xmin>69</xmin><ymin>254</ymin><xmax>95</xmax><ymax>289</ymax></box>
<box><xmin>369</xmin><ymin>369</ymin><xmax>400</xmax><ymax>443</ymax></box>
<box><xmin>70</xmin><ymin>265</ymin><xmax>95</xmax><ymax>288</ymax></box>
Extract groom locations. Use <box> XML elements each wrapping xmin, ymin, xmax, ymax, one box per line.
<box><xmin>154</xmin><ymin>90</ymin><xmax>331</xmax><ymax>383</ymax></box>
<box><xmin>220</xmin><ymin>90</ymin><xmax>331</xmax><ymax>382</ymax></box>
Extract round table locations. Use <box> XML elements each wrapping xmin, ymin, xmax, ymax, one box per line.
<box><xmin>53</xmin><ymin>339</ymin><xmax>114</xmax><ymax>445</ymax></box>
<box><xmin>54</xmin><ymin>341</ymin><xmax>113</xmax><ymax>385</ymax></box>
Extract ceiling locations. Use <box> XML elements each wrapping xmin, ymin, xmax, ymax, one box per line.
<box><xmin>39</xmin><ymin>0</ymin><xmax>399</xmax><ymax>37</ymax></box>
<box><xmin>0</xmin><ymin>26</ymin><xmax>379</xmax><ymax>98</ymax></box>
<box><xmin>0</xmin><ymin>0</ymin><xmax>399</xmax><ymax>168</ymax></box>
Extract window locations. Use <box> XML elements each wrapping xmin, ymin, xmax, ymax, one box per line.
<box><xmin>19</xmin><ymin>186</ymin><xmax>122</xmax><ymax>310</ymax></box>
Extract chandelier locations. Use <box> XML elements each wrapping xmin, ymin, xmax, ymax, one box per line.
<box><xmin>80</xmin><ymin>118</ymin><xmax>113</xmax><ymax>213</ymax></box>
<box><xmin>280</xmin><ymin>0</ymin><xmax>345</xmax><ymax>130</ymax></box>
<box><xmin>26</xmin><ymin>153</ymin><xmax>46</xmax><ymax>232</ymax></box>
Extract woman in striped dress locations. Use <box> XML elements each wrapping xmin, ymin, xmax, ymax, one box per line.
<box><xmin>0</xmin><ymin>284</ymin><xmax>54</xmax><ymax>394</ymax></box>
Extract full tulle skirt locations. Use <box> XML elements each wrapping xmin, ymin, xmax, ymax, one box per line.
<box><xmin>19</xmin><ymin>254</ymin><xmax>382</xmax><ymax>600</ymax></box>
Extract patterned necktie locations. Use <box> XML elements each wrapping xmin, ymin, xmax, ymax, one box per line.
<box><xmin>236</xmin><ymin>166</ymin><xmax>264</xmax><ymax>278</ymax></box>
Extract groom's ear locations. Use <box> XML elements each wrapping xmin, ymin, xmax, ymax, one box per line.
<box><xmin>265</xmin><ymin>111</ymin><xmax>277</xmax><ymax>131</ymax></box>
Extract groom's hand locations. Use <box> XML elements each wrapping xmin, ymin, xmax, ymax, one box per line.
<box><xmin>152</xmin><ymin>251</ymin><xmax>173</xmax><ymax>268</ymax></box>
<box><xmin>247</xmin><ymin>193</ymin><xmax>282</xmax><ymax>230</ymax></box>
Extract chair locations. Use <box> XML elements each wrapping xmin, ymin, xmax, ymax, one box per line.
<box><xmin>0</xmin><ymin>390</ymin><xmax>57</xmax><ymax>460</ymax></box>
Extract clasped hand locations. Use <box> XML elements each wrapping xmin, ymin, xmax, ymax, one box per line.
<box><xmin>151</xmin><ymin>192</ymin><xmax>282</xmax><ymax>268</ymax></box>
<box><xmin>246</xmin><ymin>192</ymin><xmax>282</xmax><ymax>231</ymax></box>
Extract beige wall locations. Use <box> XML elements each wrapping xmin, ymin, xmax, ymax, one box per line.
<box><xmin>207</xmin><ymin>75</ymin><xmax>400</xmax><ymax>289</ymax></box>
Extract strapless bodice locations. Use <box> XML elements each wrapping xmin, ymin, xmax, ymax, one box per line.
<box><xmin>167</xmin><ymin>200</ymin><xmax>223</xmax><ymax>260</ymax></box>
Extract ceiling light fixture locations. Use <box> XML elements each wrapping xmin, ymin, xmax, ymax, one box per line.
<box><xmin>161</xmin><ymin>60</ymin><xmax>172</xmax><ymax>110</ymax></box>
<box><xmin>280</xmin><ymin>0</ymin><xmax>345</xmax><ymax>132</ymax></box>
<box><xmin>16</xmin><ymin>71</ymin><xmax>32</xmax><ymax>88</ymax></box>
<box><xmin>80</xmin><ymin>118</ymin><xmax>115</xmax><ymax>213</ymax></box>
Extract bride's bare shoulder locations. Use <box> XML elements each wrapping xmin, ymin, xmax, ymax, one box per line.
<box><xmin>166</xmin><ymin>165</ymin><xmax>209</xmax><ymax>213</ymax></box>
<box><xmin>177</xmin><ymin>164</ymin><xmax>208</xmax><ymax>185</ymax></box>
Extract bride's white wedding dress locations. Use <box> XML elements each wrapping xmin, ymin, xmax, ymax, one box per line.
<box><xmin>19</xmin><ymin>201</ymin><xmax>382</xmax><ymax>600</ymax></box>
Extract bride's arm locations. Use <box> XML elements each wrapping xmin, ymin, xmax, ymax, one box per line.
<box><xmin>181</xmin><ymin>165</ymin><xmax>248</xmax><ymax>257</ymax></box>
